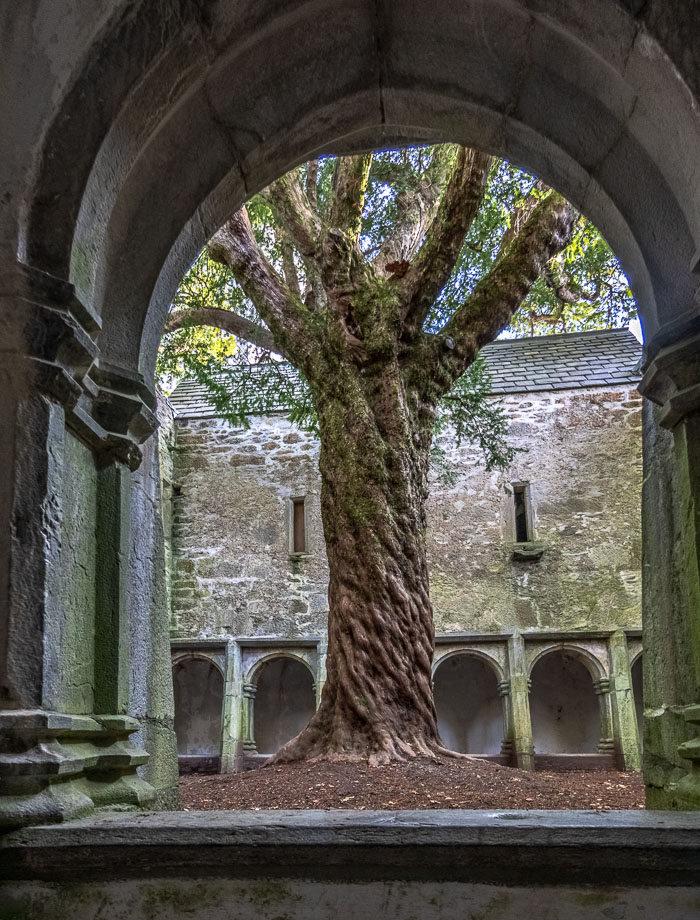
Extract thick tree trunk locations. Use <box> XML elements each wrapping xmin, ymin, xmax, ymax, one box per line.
<box><xmin>271</xmin><ymin>365</ymin><xmax>454</xmax><ymax>764</ymax></box>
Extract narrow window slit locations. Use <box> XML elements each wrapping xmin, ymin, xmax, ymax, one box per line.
<box><xmin>292</xmin><ymin>498</ymin><xmax>306</xmax><ymax>553</ymax></box>
<box><xmin>513</xmin><ymin>484</ymin><xmax>530</xmax><ymax>543</ymax></box>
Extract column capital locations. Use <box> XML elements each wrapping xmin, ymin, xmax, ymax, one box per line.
<box><xmin>594</xmin><ymin>678</ymin><xmax>611</xmax><ymax>695</ymax></box>
<box><xmin>2</xmin><ymin>262</ymin><xmax>158</xmax><ymax>470</ymax></box>
<box><xmin>640</xmin><ymin>325</ymin><xmax>700</xmax><ymax>428</ymax></box>
<box><xmin>242</xmin><ymin>683</ymin><xmax>257</xmax><ymax>699</ymax></box>
<box><xmin>497</xmin><ymin>679</ymin><xmax>510</xmax><ymax>697</ymax></box>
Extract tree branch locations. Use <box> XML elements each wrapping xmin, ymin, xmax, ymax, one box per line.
<box><xmin>208</xmin><ymin>208</ymin><xmax>319</xmax><ymax>368</ymax></box>
<box><xmin>399</xmin><ymin>148</ymin><xmax>492</xmax><ymax>337</ymax></box>
<box><xmin>165</xmin><ymin>306</ymin><xmax>281</xmax><ymax>354</ymax></box>
<box><xmin>328</xmin><ymin>154</ymin><xmax>373</xmax><ymax>243</ymax></box>
<box><xmin>370</xmin><ymin>146</ymin><xmax>457</xmax><ymax>276</ymax></box>
<box><xmin>427</xmin><ymin>190</ymin><xmax>579</xmax><ymax>390</ymax></box>
<box><xmin>261</xmin><ymin>168</ymin><xmax>321</xmax><ymax>263</ymax></box>
<box><xmin>305</xmin><ymin>159</ymin><xmax>319</xmax><ymax>210</ymax></box>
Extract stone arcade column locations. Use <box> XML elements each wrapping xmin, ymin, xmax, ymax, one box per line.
<box><xmin>497</xmin><ymin>679</ymin><xmax>515</xmax><ymax>764</ymax></box>
<box><xmin>506</xmin><ymin>634</ymin><xmax>535</xmax><ymax>771</ymax></box>
<box><xmin>593</xmin><ymin>678</ymin><xmax>616</xmax><ymax>760</ymax></box>
<box><xmin>220</xmin><ymin>641</ymin><xmax>243</xmax><ymax>773</ymax></box>
<box><xmin>608</xmin><ymin>631</ymin><xmax>642</xmax><ymax>771</ymax></box>
<box><xmin>639</xmin><ymin>325</ymin><xmax>700</xmax><ymax>808</ymax></box>
<box><xmin>0</xmin><ymin>264</ymin><xmax>176</xmax><ymax>828</ymax></box>
<box><xmin>241</xmin><ymin>683</ymin><xmax>258</xmax><ymax>758</ymax></box>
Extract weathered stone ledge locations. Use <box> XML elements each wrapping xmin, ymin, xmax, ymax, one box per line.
<box><xmin>3</xmin><ymin>810</ymin><xmax>700</xmax><ymax>886</ymax></box>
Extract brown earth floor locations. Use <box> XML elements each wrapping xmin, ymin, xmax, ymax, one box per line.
<box><xmin>179</xmin><ymin>758</ymin><xmax>645</xmax><ymax>811</ymax></box>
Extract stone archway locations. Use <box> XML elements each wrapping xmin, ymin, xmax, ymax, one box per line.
<box><xmin>172</xmin><ymin>656</ymin><xmax>224</xmax><ymax>774</ymax></box>
<box><xmin>2</xmin><ymin>1</ymin><xmax>700</xmax><ymax>822</ymax></box>
<box><xmin>529</xmin><ymin>649</ymin><xmax>601</xmax><ymax>764</ymax></box>
<box><xmin>252</xmin><ymin>656</ymin><xmax>316</xmax><ymax>757</ymax></box>
<box><xmin>433</xmin><ymin>653</ymin><xmax>504</xmax><ymax>757</ymax></box>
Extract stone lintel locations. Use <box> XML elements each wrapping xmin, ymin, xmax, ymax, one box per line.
<box><xmin>640</xmin><ymin>328</ymin><xmax>700</xmax><ymax>428</ymax></box>
<box><xmin>3</xmin><ymin>811</ymin><xmax>700</xmax><ymax>886</ymax></box>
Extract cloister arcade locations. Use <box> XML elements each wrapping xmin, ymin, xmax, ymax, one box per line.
<box><xmin>170</xmin><ymin>633</ymin><xmax>642</xmax><ymax>772</ymax></box>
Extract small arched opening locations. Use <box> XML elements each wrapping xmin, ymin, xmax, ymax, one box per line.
<box><xmin>631</xmin><ymin>654</ymin><xmax>644</xmax><ymax>748</ymax></box>
<box><xmin>172</xmin><ymin>657</ymin><xmax>224</xmax><ymax>774</ymax></box>
<box><xmin>253</xmin><ymin>657</ymin><xmax>316</xmax><ymax>756</ymax></box>
<box><xmin>433</xmin><ymin>653</ymin><xmax>504</xmax><ymax>758</ymax></box>
<box><xmin>530</xmin><ymin>649</ymin><xmax>600</xmax><ymax>765</ymax></box>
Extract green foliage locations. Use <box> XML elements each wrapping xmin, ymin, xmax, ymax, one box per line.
<box><xmin>426</xmin><ymin>159</ymin><xmax>635</xmax><ymax>337</ymax></box>
<box><xmin>156</xmin><ymin>251</ymin><xmax>239</xmax><ymax>389</ymax></box>
<box><xmin>159</xmin><ymin>146</ymin><xmax>637</xmax><ymax>474</ymax></box>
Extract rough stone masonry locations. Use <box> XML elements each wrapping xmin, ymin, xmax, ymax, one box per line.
<box><xmin>166</xmin><ymin>329</ymin><xmax>644</xmax><ymax>772</ymax></box>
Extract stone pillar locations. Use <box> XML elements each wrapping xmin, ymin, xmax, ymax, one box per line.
<box><xmin>640</xmin><ymin>326</ymin><xmax>700</xmax><ymax>808</ymax></box>
<box><xmin>241</xmin><ymin>683</ymin><xmax>258</xmax><ymax>755</ymax></box>
<box><xmin>220</xmin><ymin>641</ymin><xmax>243</xmax><ymax>773</ymax></box>
<box><xmin>506</xmin><ymin>633</ymin><xmax>534</xmax><ymax>771</ymax></box>
<box><xmin>593</xmin><ymin>678</ymin><xmax>616</xmax><ymax>758</ymax></box>
<box><xmin>0</xmin><ymin>263</ymin><xmax>173</xmax><ymax>828</ymax></box>
<box><xmin>608</xmin><ymin>631</ymin><xmax>642</xmax><ymax>771</ymax></box>
<box><xmin>497</xmin><ymin>679</ymin><xmax>515</xmax><ymax>764</ymax></box>
<box><xmin>316</xmin><ymin>640</ymin><xmax>328</xmax><ymax>708</ymax></box>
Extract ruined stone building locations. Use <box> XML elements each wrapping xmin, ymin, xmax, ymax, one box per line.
<box><xmin>166</xmin><ymin>329</ymin><xmax>644</xmax><ymax>774</ymax></box>
<box><xmin>5</xmin><ymin>4</ymin><xmax>700</xmax><ymax>915</ymax></box>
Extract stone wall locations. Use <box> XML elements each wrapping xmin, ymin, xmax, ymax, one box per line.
<box><xmin>170</xmin><ymin>386</ymin><xmax>642</xmax><ymax>640</ymax></box>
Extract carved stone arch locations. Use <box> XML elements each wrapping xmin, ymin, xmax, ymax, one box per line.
<box><xmin>246</xmin><ymin>651</ymin><xmax>316</xmax><ymax>689</ymax></box>
<box><xmin>172</xmin><ymin>651</ymin><xmax>225</xmax><ymax>680</ymax></box>
<box><xmin>14</xmin><ymin>1</ymin><xmax>700</xmax><ymax>383</ymax></box>
<box><xmin>528</xmin><ymin>643</ymin><xmax>607</xmax><ymax>684</ymax></box>
<box><xmin>432</xmin><ymin>647</ymin><xmax>505</xmax><ymax>684</ymax></box>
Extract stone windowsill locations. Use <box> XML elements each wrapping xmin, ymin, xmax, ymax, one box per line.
<box><xmin>511</xmin><ymin>542</ymin><xmax>545</xmax><ymax>562</ymax></box>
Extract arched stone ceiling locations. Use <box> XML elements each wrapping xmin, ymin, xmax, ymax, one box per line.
<box><xmin>8</xmin><ymin>0</ymin><xmax>700</xmax><ymax>388</ymax></box>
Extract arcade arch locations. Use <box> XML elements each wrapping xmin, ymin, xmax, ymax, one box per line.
<box><xmin>250</xmin><ymin>655</ymin><xmax>316</xmax><ymax>757</ymax></box>
<box><xmin>433</xmin><ymin>653</ymin><xmax>504</xmax><ymax>757</ymax></box>
<box><xmin>172</xmin><ymin>655</ymin><xmax>225</xmax><ymax>773</ymax></box>
<box><xmin>529</xmin><ymin>649</ymin><xmax>600</xmax><ymax>756</ymax></box>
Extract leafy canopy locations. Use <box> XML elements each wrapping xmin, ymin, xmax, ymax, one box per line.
<box><xmin>158</xmin><ymin>146</ymin><xmax>635</xmax><ymax>471</ymax></box>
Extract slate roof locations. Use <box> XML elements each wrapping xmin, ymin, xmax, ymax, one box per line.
<box><xmin>168</xmin><ymin>328</ymin><xmax>642</xmax><ymax>418</ymax></box>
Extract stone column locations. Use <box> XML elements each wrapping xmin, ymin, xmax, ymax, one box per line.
<box><xmin>608</xmin><ymin>631</ymin><xmax>642</xmax><ymax>771</ymax></box>
<box><xmin>640</xmin><ymin>325</ymin><xmax>700</xmax><ymax>808</ymax></box>
<box><xmin>316</xmin><ymin>640</ymin><xmax>328</xmax><ymax>708</ymax></box>
<box><xmin>506</xmin><ymin>633</ymin><xmax>534</xmax><ymax>771</ymax></box>
<box><xmin>593</xmin><ymin>678</ymin><xmax>616</xmax><ymax>758</ymax></box>
<box><xmin>497</xmin><ymin>679</ymin><xmax>515</xmax><ymax>764</ymax></box>
<box><xmin>241</xmin><ymin>683</ymin><xmax>258</xmax><ymax>755</ymax></box>
<box><xmin>220</xmin><ymin>641</ymin><xmax>242</xmax><ymax>773</ymax></box>
<box><xmin>0</xmin><ymin>263</ymin><xmax>170</xmax><ymax>828</ymax></box>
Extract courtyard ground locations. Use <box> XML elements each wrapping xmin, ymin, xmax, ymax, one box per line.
<box><xmin>179</xmin><ymin>758</ymin><xmax>645</xmax><ymax>810</ymax></box>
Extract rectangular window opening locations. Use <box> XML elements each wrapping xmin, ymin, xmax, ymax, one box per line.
<box><xmin>513</xmin><ymin>484</ymin><xmax>530</xmax><ymax>543</ymax></box>
<box><xmin>292</xmin><ymin>498</ymin><xmax>306</xmax><ymax>553</ymax></box>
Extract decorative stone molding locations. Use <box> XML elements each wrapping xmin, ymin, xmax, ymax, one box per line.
<box><xmin>0</xmin><ymin>262</ymin><xmax>98</xmax><ymax>408</ymax></box>
<box><xmin>0</xmin><ymin>710</ymin><xmax>155</xmax><ymax>830</ymax></box>
<box><xmin>675</xmin><ymin>705</ymin><xmax>700</xmax><ymax>807</ymax></box>
<box><xmin>2</xmin><ymin>262</ymin><xmax>158</xmax><ymax>469</ymax></box>
<box><xmin>640</xmin><ymin>327</ymin><xmax>700</xmax><ymax>429</ymax></box>
<box><xmin>497</xmin><ymin>679</ymin><xmax>510</xmax><ymax>697</ymax></box>
<box><xmin>593</xmin><ymin>678</ymin><xmax>611</xmax><ymax>695</ymax></box>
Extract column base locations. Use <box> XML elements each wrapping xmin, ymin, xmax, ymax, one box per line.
<box><xmin>0</xmin><ymin>710</ymin><xmax>156</xmax><ymax>829</ymax></box>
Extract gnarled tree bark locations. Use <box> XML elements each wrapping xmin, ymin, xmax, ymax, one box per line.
<box><xmin>165</xmin><ymin>147</ymin><xmax>579</xmax><ymax>763</ymax></box>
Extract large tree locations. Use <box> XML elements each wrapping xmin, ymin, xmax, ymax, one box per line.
<box><xmin>161</xmin><ymin>147</ymin><xmax>634</xmax><ymax>764</ymax></box>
